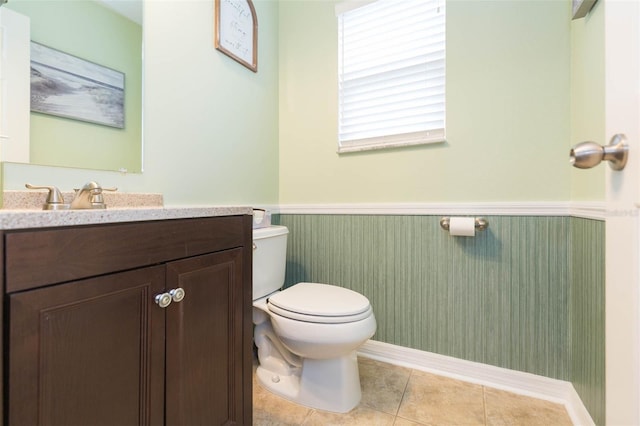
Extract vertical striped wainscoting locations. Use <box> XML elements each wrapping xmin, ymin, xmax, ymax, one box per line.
<box><xmin>275</xmin><ymin>214</ymin><xmax>571</xmax><ymax>380</ymax></box>
<box><xmin>570</xmin><ymin>217</ymin><xmax>605</xmax><ymax>425</ymax></box>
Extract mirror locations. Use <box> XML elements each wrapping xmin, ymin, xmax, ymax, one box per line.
<box><xmin>3</xmin><ymin>0</ymin><xmax>143</xmax><ymax>173</ymax></box>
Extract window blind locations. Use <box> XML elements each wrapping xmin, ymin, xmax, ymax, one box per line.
<box><xmin>337</xmin><ymin>0</ymin><xmax>446</xmax><ymax>152</ymax></box>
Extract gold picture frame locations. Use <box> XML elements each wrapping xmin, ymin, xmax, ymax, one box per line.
<box><xmin>214</xmin><ymin>0</ymin><xmax>258</xmax><ymax>72</ymax></box>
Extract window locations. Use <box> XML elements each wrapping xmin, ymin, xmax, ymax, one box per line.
<box><xmin>337</xmin><ymin>0</ymin><xmax>446</xmax><ymax>153</ymax></box>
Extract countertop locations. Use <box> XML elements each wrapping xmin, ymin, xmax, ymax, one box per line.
<box><xmin>0</xmin><ymin>206</ymin><xmax>253</xmax><ymax>230</ymax></box>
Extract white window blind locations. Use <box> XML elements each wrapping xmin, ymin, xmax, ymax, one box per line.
<box><xmin>337</xmin><ymin>0</ymin><xmax>446</xmax><ymax>153</ymax></box>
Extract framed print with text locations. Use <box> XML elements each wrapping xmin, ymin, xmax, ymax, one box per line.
<box><xmin>215</xmin><ymin>0</ymin><xmax>258</xmax><ymax>72</ymax></box>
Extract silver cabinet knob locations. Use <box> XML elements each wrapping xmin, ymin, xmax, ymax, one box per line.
<box><xmin>170</xmin><ymin>287</ymin><xmax>185</xmax><ymax>303</ymax></box>
<box><xmin>155</xmin><ymin>292</ymin><xmax>172</xmax><ymax>308</ymax></box>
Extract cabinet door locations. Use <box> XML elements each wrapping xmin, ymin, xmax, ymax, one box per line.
<box><xmin>8</xmin><ymin>266</ymin><xmax>166</xmax><ymax>426</ymax></box>
<box><xmin>165</xmin><ymin>249</ymin><xmax>245</xmax><ymax>426</ymax></box>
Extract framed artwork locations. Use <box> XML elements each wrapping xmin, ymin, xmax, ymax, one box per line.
<box><xmin>572</xmin><ymin>0</ymin><xmax>598</xmax><ymax>20</ymax></box>
<box><xmin>30</xmin><ymin>42</ymin><xmax>125</xmax><ymax>128</ymax></box>
<box><xmin>214</xmin><ymin>0</ymin><xmax>258</xmax><ymax>72</ymax></box>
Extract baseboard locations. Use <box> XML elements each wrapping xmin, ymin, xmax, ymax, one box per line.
<box><xmin>357</xmin><ymin>340</ymin><xmax>595</xmax><ymax>426</ymax></box>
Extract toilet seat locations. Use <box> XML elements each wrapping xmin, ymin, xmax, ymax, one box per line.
<box><xmin>267</xmin><ymin>282</ymin><xmax>372</xmax><ymax>324</ymax></box>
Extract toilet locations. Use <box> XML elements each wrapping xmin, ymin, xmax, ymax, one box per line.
<box><xmin>252</xmin><ymin>225</ymin><xmax>377</xmax><ymax>413</ymax></box>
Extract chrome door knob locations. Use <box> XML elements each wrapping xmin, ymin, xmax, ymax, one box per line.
<box><xmin>570</xmin><ymin>133</ymin><xmax>628</xmax><ymax>170</ymax></box>
<box><xmin>155</xmin><ymin>292</ymin><xmax>172</xmax><ymax>308</ymax></box>
<box><xmin>170</xmin><ymin>287</ymin><xmax>185</xmax><ymax>303</ymax></box>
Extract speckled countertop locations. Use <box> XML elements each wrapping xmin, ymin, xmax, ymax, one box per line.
<box><xmin>0</xmin><ymin>206</ymin><xmax>253</xmax><ymax>230</ymax></box>
<box><xmin>3</xmin><ymin>190</ymin><xmax>165</xmax><ymax>210</ymax></box>
<box><xmin>0</xmin><ymin>191</ymin><xmax>252</xmax><ymax>230</ymax></box>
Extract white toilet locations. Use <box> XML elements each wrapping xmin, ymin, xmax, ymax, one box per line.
<box><xmin>252</xmin><ymin>225</ymin><xmax>377</xmax><ymax>413</ymax></box>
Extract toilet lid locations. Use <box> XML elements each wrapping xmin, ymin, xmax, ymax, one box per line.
<box><xmin>267</xmin><ymin>282</ymin><xmax>372</xmax><ymax>323</ymax></box>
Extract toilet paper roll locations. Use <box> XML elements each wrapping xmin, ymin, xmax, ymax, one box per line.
<box><xmin>449</xmin><ymin>217</ymin><xmax>476</xmax><ymax>237</ymax></box>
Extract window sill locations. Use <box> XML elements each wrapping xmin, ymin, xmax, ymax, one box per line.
<box><xmin>337</xmin><ymin>136</ymin><xmax>445</xmax><ymax>154</ymax></box>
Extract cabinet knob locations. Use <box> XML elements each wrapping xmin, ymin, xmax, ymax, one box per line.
<box><xmin>154</xmin><ymin>293</ymin><xmax>172</xmax><ymax>308</ymax></box>
<box><xmin>170</xmin><ymin>287</ymin><xmax>185</xmax><ymax>303</ymax></box>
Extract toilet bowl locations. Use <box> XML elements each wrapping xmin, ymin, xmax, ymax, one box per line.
<box><xmin>252</xmin><ymin>226</ymin><xmax>376</xmax><ymax>413</ymax></box>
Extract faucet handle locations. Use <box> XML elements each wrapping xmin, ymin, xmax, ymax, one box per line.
<box><xmin>78</xmin><ymin>181</ymin><xmax>102</xmax><ymax>191</ymax></box>
<box><xmin>91</xmin><ymin>186</ymin><xmax>117</xmax><ymax>209</ymax></box>
<box><xmin>25</xmin><ymin>183</ymin><xmax>70</xmax><ymax>210</ymax></box>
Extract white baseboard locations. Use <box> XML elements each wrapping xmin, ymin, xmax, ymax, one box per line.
<box><xmin>357</xmin><ymin>340</ymin><xmax>595</xmax><ymax>426</ymax></box>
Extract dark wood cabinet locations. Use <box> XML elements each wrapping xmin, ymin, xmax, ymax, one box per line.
<box><xmin>165</xmin><ymin>250</ymin><xmax>245</xmax><ymax>426</ymax></box>
<box><xmin>1</xmin><ymin>215</ymin><xmax>253</xmax><ymax>426</ymax></box>
<box><xmin>8</xmin><ymin>266</ymin><xmax>166</xmax><ymax>426</ymax></box>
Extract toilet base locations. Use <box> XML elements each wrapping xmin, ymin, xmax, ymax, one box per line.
<box><xmin>256</xmin><ymin>351</ymin><xmax>362</xmax><ymax>413</ymax></box>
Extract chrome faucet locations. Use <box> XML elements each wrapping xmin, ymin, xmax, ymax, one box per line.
<box><xmin>71</xmin><ymin>181</ymin><xmax>104</xmax><ymax>209</ymax></box>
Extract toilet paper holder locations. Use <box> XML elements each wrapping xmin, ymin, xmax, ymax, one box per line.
<box><xmin>439</xmin><ymin>217</ymin><xmax>489</xmax><ymax>232</ymax></box>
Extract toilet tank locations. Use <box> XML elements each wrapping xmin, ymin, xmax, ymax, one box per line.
<box><xmin>252</xmin><ymin>225</ymin><xmax>289</xmax><ymax>300</ymax></box>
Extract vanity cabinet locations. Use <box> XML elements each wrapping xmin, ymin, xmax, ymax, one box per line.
<box><xmin>1</xmin><ymin>215</ymin><xmax>253</xmax><ymax>426</ymax></box>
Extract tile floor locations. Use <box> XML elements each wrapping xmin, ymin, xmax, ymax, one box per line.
<box><xmin>253</xmin><ymin>356</ymin><xmax>574</xmax><ymax>425</ymax></box>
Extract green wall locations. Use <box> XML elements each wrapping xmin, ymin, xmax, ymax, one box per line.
<box><xmin>277</xmin><ymin>214</ymin><xmax>571</xmax><ymax>379</ymax></box>
<box><xmin>277</xmin><ymin>213</ymin><xmax>605</xmax><ymax>424</ymax></box>
<box><xmin>570</xmin><ymin>0</ymin><xmax>605</xmax><ymax>201</ymax></box>
<box><xmin>571</xmin><ymin>217</ymin><xmax>605</xmax><ymax>425</ymax></box>
<box><xmin>2</xmin><ymin>0</ymin><xmax>597</xmax><ymax>207</ymax></box>
<box><xmin>568</xmin><ymin>0</ymin><xmax>607</xmax><ymax>395</ymax></box>
<box><xmin>276</xmin><ymin>2</ymin><xmax>605</xmax><ymax>421</ymax></box>
<box><xmin>7</xmin><ymin>0</ymin><xmax>143</xmax><ymax>173</ymax></box>
<box><xmin>141</xmin><ymin>0</ymin><xmax>280</xmax><ymax>205</ymax></box>
<box><xmin>1</xmin><ymin>0</ymin><xmax>281</xmax><ymax>206</ymax></box>
<box><xmin>278</xmin><ymin>0</ymin><xmax>571</xmax><ymax>203</ymax></box>
<box><xmin>0</xmin><ymin>0</ymin><xmax>605</xmax><ymax>422</ymax></box>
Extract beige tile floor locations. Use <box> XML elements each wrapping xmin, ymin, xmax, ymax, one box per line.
<box><xmin>253</xmin><ymin>356</ymin><xmax>574</xmax><ymax>425</ymax></box>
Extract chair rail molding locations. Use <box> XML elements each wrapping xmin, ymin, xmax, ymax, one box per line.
<box><xmin>272</xmin><ymin>201</ymin><xmax>605</xmax><ymax>220</ymax></box>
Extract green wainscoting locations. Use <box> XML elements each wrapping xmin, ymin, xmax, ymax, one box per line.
<box><xmin>276</xmin><ymin>215</ymin><xmax>570</xmax><ymax>378</ymax></box>
<box><xmin>274</xmin><ymin>214</ymin><xmax>605</xmax><ymax>423</ymax></box>
<box><xmin>571</xmin><ymin>217</ymin><xmax>605</xmax><ymax>425</ymax></box>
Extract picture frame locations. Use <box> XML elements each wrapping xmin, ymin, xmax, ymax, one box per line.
<box><xmin>214</xmin><ymin>0</ymin><xmax>258</xmax><ymax>72</ymax></box>
<box><xmin>30</xmin><ymin>41</ymin><xmax>125</xmax><ymax>128</ymax></box>
<box><xmin>572</xmin><ymin>0</ymin><xmax>598</xmax><ymax>20</ymax></box>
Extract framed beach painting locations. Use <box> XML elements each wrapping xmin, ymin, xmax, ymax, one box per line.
<box><xmin>30</xmin><ymin>42</ymin><xmax>125</xmax><ymax>128</ymax></box>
